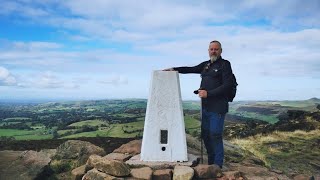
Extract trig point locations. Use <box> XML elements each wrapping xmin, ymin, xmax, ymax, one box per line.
<box><xmin>141</xmin><ymin>70</ymin><xmax>188</xmax><ymax>162</ymax></box>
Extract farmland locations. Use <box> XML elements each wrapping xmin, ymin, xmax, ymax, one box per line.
<box><xmin>0</xmin><ymin>98</ymin><xmax>319</xmax><ymax>140</ymax></box>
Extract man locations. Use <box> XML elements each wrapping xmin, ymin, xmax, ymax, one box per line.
<box><xmin>164</xmin><ymin>40</ymin><xmax>234</xmax><ymax>168</ymax></box>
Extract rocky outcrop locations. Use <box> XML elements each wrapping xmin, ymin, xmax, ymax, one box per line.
<box><xmin>54</xmin><ymin>140</ymin><xmax>106</xmax><ymax>164</ymax></box>
<box><xmin>2</xmin><ymin>137</ymin><xmax>315</xmax><ymax>179</ymax></box>
<box><xmin>50</xmin><ymin>140</ymin><xmax>105</xmax><ymax>173</ymax></box>
<box><xmin>0</xmin><ymin>149</ymin><xmax>55</xmax><ymax>180</ymax></box>
<box><xmin>113</xmin><ymin>139</ymin><xmax>141</xmax><ymax>155</ymax></box>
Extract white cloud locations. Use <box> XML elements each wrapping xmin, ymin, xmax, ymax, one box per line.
<box><xmin>1</xmin><ymin>1</ymin><xmax>49</xmax><ymax>17</ymax></box>
<box><xmin>35</xmin><ymin>71</ymin><xmax>64</xmax><ymax>88</ymax></box>
<box><xmin>0</xmin><ymin>0</ymin><xmax>319</xmax><ymax>100</ymax></box>
<box><xmin>0</xmin><ymin>66</ymin><xmax>17</xmax><ymax>86</ymax></box>
<box><xmin>99</xmin><ymin>74</ymin><xmax>128</xmax><ymax>86</ymax></box>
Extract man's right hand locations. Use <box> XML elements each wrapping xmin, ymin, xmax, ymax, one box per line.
<box><xmin>163</xmin><ymin>68</ymin><xmax>175</xmax><ymax>71</ymax></box>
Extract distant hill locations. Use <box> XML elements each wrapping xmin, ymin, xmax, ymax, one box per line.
<box><xmin>307</xmin><ymin>97</ymin><xmax>320</xmax><ymax>103</ymax></box>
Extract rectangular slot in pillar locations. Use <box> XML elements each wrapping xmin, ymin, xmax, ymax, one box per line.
<box><xmin>160</xmin><ymin>130</ymin><xmax>168</xmax><ymax>144</ymax></box>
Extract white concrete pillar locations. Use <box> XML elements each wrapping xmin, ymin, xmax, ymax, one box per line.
<box><xmin>141</xmin><ymin>70</ymin><xmax>188</xmax><ymax>162</ymax></box>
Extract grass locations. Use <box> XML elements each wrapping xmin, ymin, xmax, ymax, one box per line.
<box><xmin>3</xmin><ymin>117</ymin><xmax>31</xmax><ymax>121</ymax></box>
<box><xmin>0</xmin><ymin>128</ymin><xmax>53</xmax><ymax>140</ymax></box>
<box><xmin>68</xmin><ymin>120</ymin><xmax>108</xmax><ymax>127</ymax></box>
<box><xmin>230</xmin><ymin>111</ymin><xmax>279</xmax><ymax>124</ymax></box>
<box><xmin>184</xmin><ymin>115</ymin><xmax>201</xmax><ymax>135</ymax></box>
<box><xmin>0</xmin><ymin>122</ymin><xmax>21</xmax><ymax>126</ymax></box>
<box><xmin>62</xmin><ymin>120</ymin><xmax>145</xmax><ymax>138</ymax></box>
<box><xmin>61</xmin><ymin>115</ymin><xmax>200</xmax><ymax>139</ymax></box>
<box><xmin>231</xmin><ymin>129</ymin><xmax>320</xmax><ymax>175</ymax></box>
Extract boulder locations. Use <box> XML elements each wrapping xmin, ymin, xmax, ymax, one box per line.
<box><xmin>293</xmin><ymin>174</ymin><xmax>314</xmax><ymax>180</ymax></box>
<box><xmin>82</xmin><ymin>168</ymin><xmax>119</xmax><ymax>180</ymax></box>
<box><xmin>193</xmin><ymin>164</ymin><xmax>223</xmax><ymax>179</ymax></box>
<box><xmin>173</xmin><ymin>166</ymin><xmax>194</xmax><ymax>180</ymax></box>
<box><xmin>54</xmin><ymin>140</ymin><xmax>105</xmax><ymax>163</ymax></box>
<box><xmin>130</xmin><ymin>167</ymin><xmax>153</xmax><ymax>180</ymax></box>
<box><xmin>219</xmin><ymin>171</ymin><xmax>247</xmax><ymax>180</ymax></box>
<box><xmin>86</xmin><ymin>155</ymin><xmax>131</xmax><ymax>177</ymax></box>
<box><xmin>0</xmin><ymin>150</ymin><xmax>54</xmax><ymax>180</ymax></box>
<box><xmin>152</xmin><ymin>169</ymin><xmax>173</xmax><ymax>180</ymax></box>
<box><xmin>113</xmin><ymin>140</ymin><xmax>141</xmax><ymax>155</ymax></box>
<box><xmin>71</xmin><ymin>165</ymin><xmax>86</xmax><ymax>180</ymax></box>
<box><xmin>51</xmin><ymin>140</ymin><xmax>105</xmax><ymax>173</ymax></box>
<box><xmin>104</xmin><ymin>153</ymin><xmax>132</xmax><ymax>162</ymax></box>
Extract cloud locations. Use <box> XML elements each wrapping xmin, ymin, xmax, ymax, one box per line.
<box><xmin>99</xmin><ymin>74</ymin><xmax>128</xmax><ymax>86</ymax></box>
<box><xmin>1</xmin><ymin>0</ymin><xmax>53</xmax><ymax>22</ymax></box>
<box><xmin>0</xmin><ymin>66</ymin><xmax>17</xmax><ymax>86</ymax></box>
<box><xmin>1</xmin><ymin>0</ymin><xmax>319</xmax><ymax>100</ymax></box>
<box><xmin>34</xmin><ymin>71</ymin><xmax>64</xmax><ymax>88</ymax></box>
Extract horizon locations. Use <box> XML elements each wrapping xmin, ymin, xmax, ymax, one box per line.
<box><xmin>0</xmin><ymin>97</ymin><xmax>319</xmax><ymax>104</ymax></box>
<box><xmin>1</xmin><ymin>1</ymin><xmax>320</xmax><ymax>101</ymax></box>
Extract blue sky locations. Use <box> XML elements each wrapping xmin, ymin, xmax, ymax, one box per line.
<box><xmin>0</xmin><ymin>0</ymin><xmax>320</xmax><ymax>101</ymax></box>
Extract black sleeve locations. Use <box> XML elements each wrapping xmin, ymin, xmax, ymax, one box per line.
<box><xmin>173</xmin><ymin>61</ymin><xmax>207</xmax><ymax>74</ymax></box>
<box><xmin>207</xmin><ymin>60</ymin><xmax>234</xmax><ymax>97</ymax></box>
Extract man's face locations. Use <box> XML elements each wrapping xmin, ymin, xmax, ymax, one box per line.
<box><xmin>208</xmin><ymin>42</ymin><xmax>222</xmax><ymax>61</ymax></box>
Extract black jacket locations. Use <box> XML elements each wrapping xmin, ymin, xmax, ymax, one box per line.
<box><xmin>173</xmin><ymin>57</ymin><xmax>234</xmax><ymax>114</ymax></box>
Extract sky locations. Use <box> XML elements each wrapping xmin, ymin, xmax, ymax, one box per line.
<box><xmin>0</xmin><ymin>0</ymin><xmax>320</xmax><ymax>101</ymax></box>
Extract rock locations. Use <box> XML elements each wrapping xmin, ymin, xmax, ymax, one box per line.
<box><xmin>104</xmin><ymin>153</ymin><xmax>132</xmax><ymax>162</ymax></box>
<box><xmin>227</xmin><ymin>163</ymin><xmax>290</xmax><ymax>180</ymax></box>
<box><xmin>173</xmin><ymin>165</ymin><xmax>194</xmax><ymax>180</ymax></box>
<box><xmin>113</xmin><ymin>140</ymin><xmax>141</xmax><ymax>155</ymax></box>
<box><xmin>71</xmin><ymin>165</ymin><xmax>86</xmax><ymax>180</ymax></box>
<box><xmin>0</xmin><ymin>150</ymin><xmax>53</xmax><ymax>180</ymax></box>
<box><xmin>51</xmin><ymin>140</ymin><xmax>105</xmax><ymax>173</ymax></box>
<box><xmin>82</xmin><ymin>168</ymin><xmax>120</xmax><ymax>180</ymax></box>
<box><xmin>242</xmin><ymin>156</ymin><xmax>265</xmax><ymax>166</ymax></box>
<box><xmin>54</xmin><ymin>140</ymin><xmax>105</xmax><ymax>164</ymax></box>
<box><xmin>293</xmin><ymin>174</ymin><xmax>313</xmax><ymax>180</ymax></box>
<box><xmin>244</xmin><ymin>176</ymin><xmax>278</xmax><ymax>180</ymax></box>
<box><xmin>86</xmin><ymin>155</ymin><xmax>131</xmax><ymax>177</ymax></box>
<box><xmin>86</xmin><ymin>154</ymin><xmax>102</xmax><ymax>171</ymax></box>
<box><xmin>130</xmin><ymin>167</ymin><xmax>153</xmax><ymax>180</ymax></box>
<box><xmin>193</xmin><ymin>164</ymin><xmax>223</xmax><ymax>179</ymax></box>
<box><xmin>152</xmin><ymin>169</ymin><xmax>173</xmax><ymax>180</ymax></box>
<box><xmin>219</xmin><ymin>171</ymin><xmax>247</xmax><ymax>180</ymax></box>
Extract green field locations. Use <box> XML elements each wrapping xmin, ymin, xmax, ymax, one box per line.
<box><xmin>68</xmin><ymin>120</ymin><xmax>108</xmax><ymax>127</ymax></box>
<box><xmin>1</xmin><ymin>98</ymin><xmax>318</xmax><ymax>140</ymax></box>
<box><xmin>229</xmin><ymin>109</ymin><xmax>279</xmax><ymax>124</ymax></box>
<box><xmin>62</xmin><ymin>116</ymin><xmax>201</xmax><ymax>139</ymax></box>
<box><xmin>0</xmin><ymin>129</ymin><xmax>52</xmax><ymax>140</ymax></box>
<box><xmin>62</xmin><ymin>120</ymin><xmax>145</xmax><ymax>138</ymax></box>
<box><xmin>3</xmin><ymin>117</ymin><xmax>31</xmax><ymax>121</ymax></box>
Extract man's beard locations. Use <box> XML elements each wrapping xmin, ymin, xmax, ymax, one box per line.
<box><xmin>210</xmin><ymin>55</ymin><xmax>218</xmax><ymax>63</ymax></box>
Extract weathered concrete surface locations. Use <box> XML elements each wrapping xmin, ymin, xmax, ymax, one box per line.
<box><xmin>141</xmin><ymin>71</ymin><xmax>187</xmax><ymax>162</ymax></box>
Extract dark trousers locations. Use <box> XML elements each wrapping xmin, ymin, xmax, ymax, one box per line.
<box><xmin>201</xmin><ymin>109</ymin><xmax>225</xmax><ymax>167</ymax></box>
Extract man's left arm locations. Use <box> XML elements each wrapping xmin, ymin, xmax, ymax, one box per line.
<box><xmin>207</xmin><ymin>60</ymin><xmax>234</xmax><ymax>97</ymax></box>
